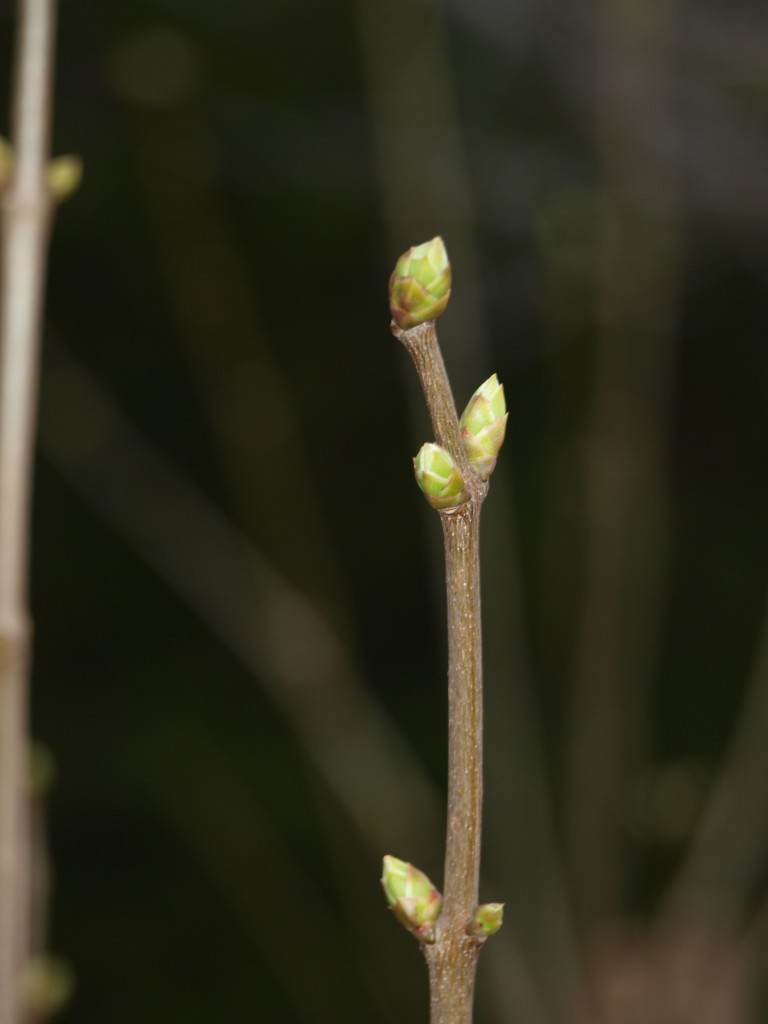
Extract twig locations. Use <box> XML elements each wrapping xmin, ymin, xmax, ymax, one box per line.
<box><xmin>0</xmin><ymin>2</ymin><xmax>57</xmax><ymax>1022</ymax></box>
<box><xmin>394</xmin><ymin>320</ymin><xmax>488</xmax><ymax>1024</ymax></box>
<box><xmin>357</xmin><ymin>2</ymin><xmax>576</xmax><ymax>1011</ymax></box>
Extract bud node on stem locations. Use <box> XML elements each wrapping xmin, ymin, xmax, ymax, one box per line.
<box><xmin>389</xmin><ymin>237</ymin><xmax>451</xmax><ymax>330</ymax></box>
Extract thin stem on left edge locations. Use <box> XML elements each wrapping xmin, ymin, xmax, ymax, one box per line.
<box><xmin>0</xmin><ymin>2</ymin><xmax>58</xmax><ymax>1022</ymax></box>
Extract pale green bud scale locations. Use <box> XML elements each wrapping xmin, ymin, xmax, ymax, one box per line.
<box><xmin>381</xmin><ymin>855</ymin><xmax>442</xmax><ymax>943</ymax></box>
<box><xmin>389</xmin><ymin>236</ymin><xmax>452</xmax><ymax>329</ymax></box>
<box><xmin>459</xmin><ymin>374</ymin><xmax>508</xmax><ymax>480</ymax></box>
<box><xmin>413</xmin><ymin>443</ymin><xmax>469</xmax><ymax>511</ymax></box>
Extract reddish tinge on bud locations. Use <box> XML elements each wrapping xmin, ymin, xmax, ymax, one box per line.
<box><xmin>389</xmin><ymin>237</ymin><xmax>451</xmax><ymax>329</ymax></box>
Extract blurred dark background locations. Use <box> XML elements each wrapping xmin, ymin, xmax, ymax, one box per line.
<box><xmin>2</xmin><ymin>0</ymin><xmax>768</xmax><ymax>1020</ymax></box>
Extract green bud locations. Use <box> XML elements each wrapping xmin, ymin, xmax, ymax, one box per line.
<box><xmin>0</xmin><ymin>137</ymin><xmax>12</xmax><ymax>189</ymax></box>
<box><xmin>23</xmin><ymin>955</ymin><xmax>75</xmax><ymax>1017</ymax></box>
<box><xmin>413</xmin><ymin>443</ymin><xmax>469</xmax><ymax>511</ymax></box>
<box><xmin>381</xmin><ymin>855</ymin><xmax>442</xmax><ymax>943</ymax></box>
<box><xmin>389</xmin><ymin>236</ymin><xmax>451</xmax><ymax>329</ymax></box>
<box><xmin>47</xmin><ymin>155</ymin><xmax>83</xmax><ymax>202</ymax></box>
<box><xmin>459</xmin><ymin>374</ymin><xmax>508</xmax><ymax>480</ymax></box>
<box><xmin>27</xmin><ymin>741</ymin><xmax>56</xmax><ymax>799</ymax></box>
<box><xmin>467</xmin><ymin>902</ymin><xmax>505</xmax><ymax>937</ymax></box>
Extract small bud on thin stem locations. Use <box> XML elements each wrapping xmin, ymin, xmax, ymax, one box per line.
<box><xmin>27</xmin><ymin>741</ymin><xmax>56</xmax><ymax>799</ymax></box>
<box><xmin>389</xmin><ymin>236</ymin><xmax>452</xmax><ymax>330</ymax></box>
<box><xmin>414</xmin><ymin>443</ymin><xmax>469</xmax><ymax>511</ymax></box>
<box><xmin>22</xmin><ymin>954</ymin><xmax>75</xmax><ymax>1018</ymax></box>
<box><xmin>381</xmin><ymin>856</ymin><xmax>443</xmax><ymax>942</ymax></box>
<box><xmin>466</xmin><ymin>902</ymin><xmax>504</xmax><ymax>937</ymax></box>
<box><xmin>47</xmin><ymin>154</ymin><xmax>82</xmax><ymax>202</ymax></box>
<box><xmin>0</xmin><ymin>137</ymin><xmax>13</xmax><ymax>190</ymax></box>
<box><xmin>459</xmin><ymin>374</ymin><xmax>508</xmax><ymax>481</ymax></box>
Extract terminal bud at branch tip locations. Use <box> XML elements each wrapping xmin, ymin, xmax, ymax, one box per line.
<box><xmin>467</xmin><ymin>902</ymin><xmax>504</xmax><ymax>937</ymax></box>
<box><xmin>389</xmin><ymin>236</ymin><xmax>451</xmax><ymax>329</ymax></box>
<box><xmin>413</xmin><ymin>443</ymin><xmax>470</xmax><ymax>511</ymax></box>
<box><xmin>381</xmin><ymin>855</ymin><xmax>442</xmax><ymax>943</ymax></box>
<box><xmin>460</xmin><ymin>374</ymin><xmax>508</xmax><ymax>480</ymax></box>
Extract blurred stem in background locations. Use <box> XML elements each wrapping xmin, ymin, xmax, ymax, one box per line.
<box><xmin>38</xmin><ymin>343</ymin><xmax>439</xmax><ymax>862</ymax></box>
<box><xmin>141</xmin><ymin>724</ymin><xmax>386</xmax><ymax>1024</ymax></box>
<box><xmin>122</xmin><ymin>103</ymin><xmax>447</xmax><ymax>1013</ymax></box>
<box><xmin>132</xmin><ymin>111</ymin><xmax>351</xmax><ymax>632</ymax></box>
<box><xmin>566</xmin><ymin>0</ymin><xmax>680</xmax><ymax>931</ymax></box>
<box><xmin>39</xmin><ymin>345</ymin><xmax>442</xmax><ymax>1021</ymax></box>
<box><xmin>42</xmin><ymin>341</ymin><xmax>451</xmax><ymax>1022</ymax></box>
<box><xmin>663</xmin><ymin>589</ymin><xmax>768</xmax><ymax>930</ymax></box>
<box><xmin>0</xmin><ymin>1</ymin><xmax>57</xmax><ymax>1021</ymax></box>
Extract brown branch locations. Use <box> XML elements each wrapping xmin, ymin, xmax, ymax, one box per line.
<box><xmin>358</xmin><ymin>0</ymin><xmax>575</xmax><ymax>1007</ymax></box>
<box><xmin>0</xmin><ymin>2</ymin><xmax>57</xmax><ymax>1022</ymax></box>
<box><xmin>394</xmin><ymin>321</ymin><xmax>488</xmax><ymax>1024</ymax></box>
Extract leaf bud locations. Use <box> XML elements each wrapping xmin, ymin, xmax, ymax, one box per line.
<box><xmin>47</xmin><ymin>155</ymin><xmax>83</xmax><ymax>202</ymax></box>
<box><xmin>389</xmin><ymin>236</ymin><xmax>451</xmax><ymax>329</ymax></box>
<box><xmin>381</xmin><ymin>855</ymin><xmax>442</xmax><ymax>943</ymax></box>
<box><xmin>459</xmin><ymin>374</ymin><xmax>508</xmax><ymax>480</ymax></box>
<box><xmin>413</xmin><ymin>443</ymin><xmax>469</xmax><ymax>511</ymax></box>
<box><xmin>467</xmin><ymin>902</ymin><xmax>505</xmax><ymax>937</ymax></box>
<box><xmin>0</xmin><ymin>137</ymin><xmax>12</xmax><ymax>190</ymax></box>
